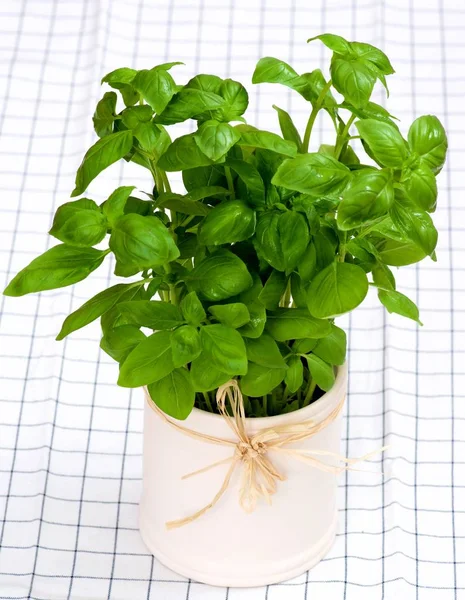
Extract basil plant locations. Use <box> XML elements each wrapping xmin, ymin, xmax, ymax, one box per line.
<box><xmin>4</xmin><ymin>34</ymin><xmax>447</xmax><ymax>419</ymax></box>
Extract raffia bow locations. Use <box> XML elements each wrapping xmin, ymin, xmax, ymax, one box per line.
<box><xmin>146</xmin><ymin>380</ymin><xmax>388</xmax><ymax>529</ymax></box>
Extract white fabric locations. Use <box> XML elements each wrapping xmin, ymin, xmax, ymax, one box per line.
<box><xmin>0</xmin><ymin>1</ymin><xmax>464</xmax><ymax>598</ymax></box>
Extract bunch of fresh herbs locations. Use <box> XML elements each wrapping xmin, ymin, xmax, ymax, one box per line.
<box><xmin>4</xmin><ymin>34</ymin><xmax>447</xmax><ymax>419</ymax></box>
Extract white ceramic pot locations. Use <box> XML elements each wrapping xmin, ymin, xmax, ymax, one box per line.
<box><xmin>139</xmin><ymin>362</ymin><xmax>347</xmax><ymax>587</ymax></box>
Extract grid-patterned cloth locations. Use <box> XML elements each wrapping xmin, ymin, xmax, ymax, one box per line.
<box><xmin>0</xmin><ymin>1</ymin><xmax>464</xmax><ymax>598</ymax></box>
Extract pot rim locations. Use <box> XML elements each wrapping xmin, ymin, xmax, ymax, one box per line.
<box><xmin>183</xmin><ymin>361</ymin><xmax>348</xmax><ymax>428</ymax></box>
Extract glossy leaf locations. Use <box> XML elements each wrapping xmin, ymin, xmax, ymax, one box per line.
<box><xmin>102</xmin><ymin>186</ymin><xmax>136</xmax><ymax>226</ymax></box>
<box><xmin>240</xmin><ymin>363</ymin><xmax>287</xmax><ymax>397</ymax></box>
<box><xmin>4</xmin><ymin>245</ymin><xmax>108</xmax><ymax>297</ymax></box>
<box><xmin>198</xmin><ymin>200</ymin><xmax>256</xmax><ymax>245</ymax></box>
<box><xmin>109</xmin><ymin>213</ymin><xmax>179</xmax><ymax>271</ymax></box>
<box><xmin>158</xmin><ymin>133</ymin><xmax>213</xmax><ymax>171</ymax></box>
<box><xmin>100</xmin><ymin>325</ymin><xmax>146</xmax><ymax>363</ymax></box>
<box><xmin>118</xmin><ymin>330</ymin><xmax>174</xmax><ymax>387</ymax></box>
<box><xmin>266</xmin><ymin>308</ymin><xmax>331</xmax><ymax>341</ymax></box>
<box><xmin>186</xmin><ymin>250</ymin><xmax>253</xmax><ymax>301</ymax></box>
<box><xmin>236</xmin><ymin>129</ymin><xmax>297</xmax><ymax>157</ymax></box>
<box><xmin>57</xmin><ymin>282</ymin><xmax>139</xmax><ymax>340</ymax></box>
<box><xmin>132</xmin><ymin>67</ymin><xmax>177</xmax><ymax>113</ymax></box>
<box><xmin>180</xmin><ymin>291</ymin><xmax>206</xmax><ymax>326</ymax></box>
<box><xmin>245</xmin><ymin>333</ymin><xmax>287</xmax><ymax>369</ymax></box>
<box><xmin>148</xmin><ymin>368</ymin><xmax>195</xmax><ymax>420</ymax></box>
<box><xmin>200</xmin><ymin>324</ymin><xmax>248</xmax><ymax>375</ymax></box>
<box><xmin>190</xmin><ymin>352</ymin><xmax>232</xmax><ymax>391</ymax></box>
<box><xmin>272</xmin><ymin>153</ymin><xmax>351</xmax><ymax>196</ymax></box>
<box><xmin>337</xmin><ymin>169</ymin><xmax>394</xmax><ymax>230</ymax></box>
<box><xmin>408</xmin><ymin>115</ymin><xmax>447</xmax><ymax>174</ymax></box>
<box><xmin>389</xmin><ymin>197</ymin><xmax>438</xmax><ymax>256</ymax></box>
<box><xmin>226</xmin><ymin>159</ymin><xmax>266</xmax><ymax>207</ymax></box>
<box><xmin>402</xmin><ymin>164</ymin><xmax>437</xmax><ymax>212</ymax></box>
<box><xmin>209</xmin><ymin>303</ymin><xmax>250</xmax><ymax>328</ymax></box>
<box><xmin>50</xmin><ymin>199</ymin><xmax>107</xmax><ymax>247</ymax></box>
<box><xmin>305</xmin><ymin>354</ymin><xmax>335</xmax><ymax>392</ymax></box>
<box><xmin>194</xmin><ymin>120</ymin><xmax>240</xmax><ymax>161</ymax></box>
<box><xmin>312</xmin><ymin>324</ymin><xmax>347</xmax><ymax>365</ymax></box>
<box><xmin>307</xmin><ymin>262</ymin><xmax>369</xmax><ymax>318</ymax></box>
<box><xmin>93</xmin><ymin>91</ymin><xmax>117</xmax><ymax>137</ymax></box>
<box><xmin>171</xmin><ymin>325</ymin><xmax>202</xmax><ymax>367</ymax></box>
<box><xmin>115</xmin><ymin>300</ymin><xmax>184</xmax><ymax>329</ymax></box>
<box><xmin>356</xmin><ymin>119</ymin><xmax>408</xmax><ymax>167</ymax></box>
<box><xmin>155</xmin><ymin>88</ymin><xmax>225</xmax><ymax>125</ymax></box>
<box><xmin>71</xmin><ymin>131</ymin><xmax>133</xmax><ymax>197</ymax></box>
<box><xmin>272</xmin><ymin>105</ymin><xmax>303</xmax><ymax>152</ymax></box>
<box><xmin>378</xmin><ymin>289</ymin><xmax>422</xmax><ymax>324</ymax></box>
<box><xmin>284</xmin><ymin>356</ymin><xmax>304</xmax><ymax>393</ymax></box>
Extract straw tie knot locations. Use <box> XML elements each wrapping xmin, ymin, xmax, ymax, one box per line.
<box><xmin>236</xmin><ymin>440</ymin><xmax>267</xmax><ymax>461</ymax></box>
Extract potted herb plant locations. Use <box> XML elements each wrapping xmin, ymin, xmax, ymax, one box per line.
<box><xmin>4</xmin><ymin>33</ymin><xmax>447</xmax><ymax>587</ymax></box>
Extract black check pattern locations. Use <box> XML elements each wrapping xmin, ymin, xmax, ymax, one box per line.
<box><xmin>0</xmin><ymin>1</ymin><xmax>464</xmax><ymax>598</ymax></box>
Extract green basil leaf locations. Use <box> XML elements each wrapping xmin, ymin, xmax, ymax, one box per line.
<box><xmin>305</xmin><ymin>354</ymin><xmax>335</xmax><ymax>392</ymax></box>
<box><xmin>200</xmin><ymin>324</ymin><xmax>247</xmax><ymax>375</ymax></box>
<box><xmin>100</xmin><ymin>325</ymin><xmax>146</xmax><ymax>363</ymax></box>
<box><xmin>198</xmin><ymin>200</ymin><xmax>256</xmax><ymax>245</ymax></box>
<box><xmin>93</xmin><ymin>91</ymin><xmax>117</xmax><ymax>138</ymax></box>
<box><xmin>389</xmin><ymin>196</ymin><xmax>438</xmax><ymax>256</ymax></box>
<box><xmin>158</xmin><ymin>133</ymin><xmax>213</xmax><ymax>171</ymax></box>
<box><xmin>109</xmin><ymin>214</ymin><xmax>179</xmax><ymax>270</ymax></box>
<box><xmin>307</xmin><ymin>262</ymin><xmax>369</xmax><ymax>318</ymax></box>
<box><xmin>300</xmin><ymin>69</ymin><xmax>338</xmax><ymax>111</ymax></box>
<box><xmin>182</xmin><ymin>165</ymin><xmax>227</xmax><ymax>192</ymax></box>
<box><xmin>312</xmin><ymin>324</ymin><xmax>347</xmax><ymax>365</ymax></box>
<box><xmin>120</xmin><ymin>104</ymin><xmax>153</xmax><ymax>128</ymax></box>
<box><xmin>252</xmin><ymin>57</ymin><xmax>313</xmax><ymax>101</ymax></box>
<box><xmin>237</xmin><ymin>128</ymin><xmax>297</xmax><ymax>157</ymax></box>
<box><xmin>376</xmin><ymin>237</ymin><xmax>427</xmax><ymax>266</ymax></box>
<box><xmin>240</xmin><ymin>363</ymin><xmax>286</xmax><ymax>397</ymax></box>
<box><xmin>100</xmin><ymin>285</ymin><xmax>147</xmax><ymax>334</ymax></box>
<box><xmin>209</xmin><ymin>303</ymin><xmax>250</xmax><ymax>329</ymax></box>
<box><xmin>330</xmin><ymin>58</ymin><xmax>376</xmax><ymax>108</ymax></box>
<box><xmin>292</xmin><ymin>338</ymin><xmax>318</xmax><ymax>354</ymax></box>
<box><xmin>378</xmin><ymin>289</ymin><xmax>422</xmax><ymax>324</ymax></box>
<box><xmin>211</xmin><ymin>78</ymin><xmax>249</xmax><ymax>122</ymax></box>
<box><xmin>57</xmin><ymin>282</ymin><xmax>139</xmax><ymax>340</ymax></box>
<box><xmin>237</xmin><ymin>274</ymin><xmax>267</xmax><ymax>339</ymax></box>
<box><xmin>258</xmin><ymin>270</ymin><xmax>288</xmax><ymax>310</ymax></box>
<box><xmin>356</xmin><ymin>119</ymin><xmax>408</xmax><ymax>167</ymax></box>
<box><xmin>245</xmin><ymin>333</ymin><xmax>287</xmax><ymax>369</ymax></box>
<box><xmin>102</xmin><ymin>67</ymin><xmax>137</xmax><ymax>85</ymax></box>
<box><xmin>226</xmin><ymin>159</ymin><xmax>266</xmax><ymax>207</ymax></box>
<box><xmin>4</xmin><ymin>245</ymin><xmax>108</xmax><ymax>297</ymax></box>
<box><xmin>372</xmin><ymin>263</ymin><xmax>396</xmax><ymax>290</ymax></box>
<box><xmin>408</xmin><ymin>115</ymin><xmax>447</xmax><ymax>174</ymax></box>
<box><xmin>132</xmin><ymin>67</ymin><xmax>177</xmax><ymax>114</ymax></box>
<box><xmin>340</xmin><ymin>100</ymin><xmax>398</xmax><ymax>124</ymax></box>
<box><xmin>156</xmin><ymin>193</ymin><xmax>211</xmax><ymax>216</ymax></box>
<box><xmin>187</xmin><ymin>250</ymin><xmax>253</xmax><ymax>301</ymax></box>
<box><xmin>308</xmin><ymin>33</ymin><xmax>352</xmax><ymax>54</ymax></box>
<box><xmin>350</xmin><ymin>41</ymin><xmax>395</xmax><ymax>75</ymax></box>
<box><xmin>272</xmin><ymin>152</ymin><xmax>351</xmax><ymax>196</ymax></box>
<box><xmin>266</xmin><ymin>308</ymin><xmax>331</xmax><ymax>341</ymax></box>
<box><xmin>155</xmin><ymin>88</ymin><xmax>225</xmax><ymax>125</ymax></box>
<box><xmin>180</xmin><ymin>291</ymin><xmax>206</xmax><ymax>326</ymax></box>
<box><xmin>272</xmin><ymin>105</ymin><xmax>303</xmax><ymax>152</ymax></box>
<box><xmin>101</xmin><ymin>68</ymin><xmax>138</xmax><ymax>106</ymax></box>
<box><xmin>118</xmin><ymin>330</ymin><xmax>174</xmax><ymax>387</ymax></box>
<box><xmin>190</xmin><ymin>352</ymin><xmax>231</xmax><ymax>391</ymax></box>
<box><xmin>49</xmin><ymin>199</ymin><xmax>107</xmax><ymax>247</ymax></box>
<box><xmin>183</xmin><ymin>186</ymin><xmax>230</xmax><ymax>202</ymax></box>
<box><xmin>115</xmin><ymin>300</ymin><xmax>184</xmax><ymax>329</ymax></box>
<box><xmin>185</xmin><ymin>73</ymin><xmax>223</xmax><ymax>93</ymax></box>
<box><xmin>254</xmin><ymin>211</ymin><xmax>310</xmax><ymax>272</ymax></box>
<box><xmin>71</xmin><ymin>131</ymin><xmax>133</xmax><ymax>197</ymax></box>
<box><xmin>171</xmin><ymin>325</ymin><xmax>202</xmax><ymax>367</ymax></box>
<box><xmin>101</xmin><ymin>186</ymin><xmax>136</xmax><ymax>226</ymax></box>
<box><xmin>147</xmin><ymin>368</ymin><xmax>195</xmax><ymax>420</ymax></box>
<box><xmin>401</xmin><ymin>164</ymin><xmax>437</xmax><ymax>212</ymax></box>
<box><xmin>337</xmin><ymin>169</ymin><xmax>394</xmax><ymax>230</ymax></box>
<box><xmin>194</xmin><ymin>120</ymin><xmax>240</xmax><ymax>161</ymax></box>
<box><xmin>284</xmin><ymin>356</ymin><xmax>304</xmax><ymax>393</ymax></box>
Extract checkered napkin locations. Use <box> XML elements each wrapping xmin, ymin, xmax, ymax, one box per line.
<box><xmin>0</xmin><ymin>1</ymin><xmax>464</xmax><ymax>598</ymax></box>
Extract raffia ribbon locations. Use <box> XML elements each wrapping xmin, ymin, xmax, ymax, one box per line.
<box><xmin>146</xmin><ymin>380</ymin><xmax>388</xmax><ymax>529</ymax></box>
